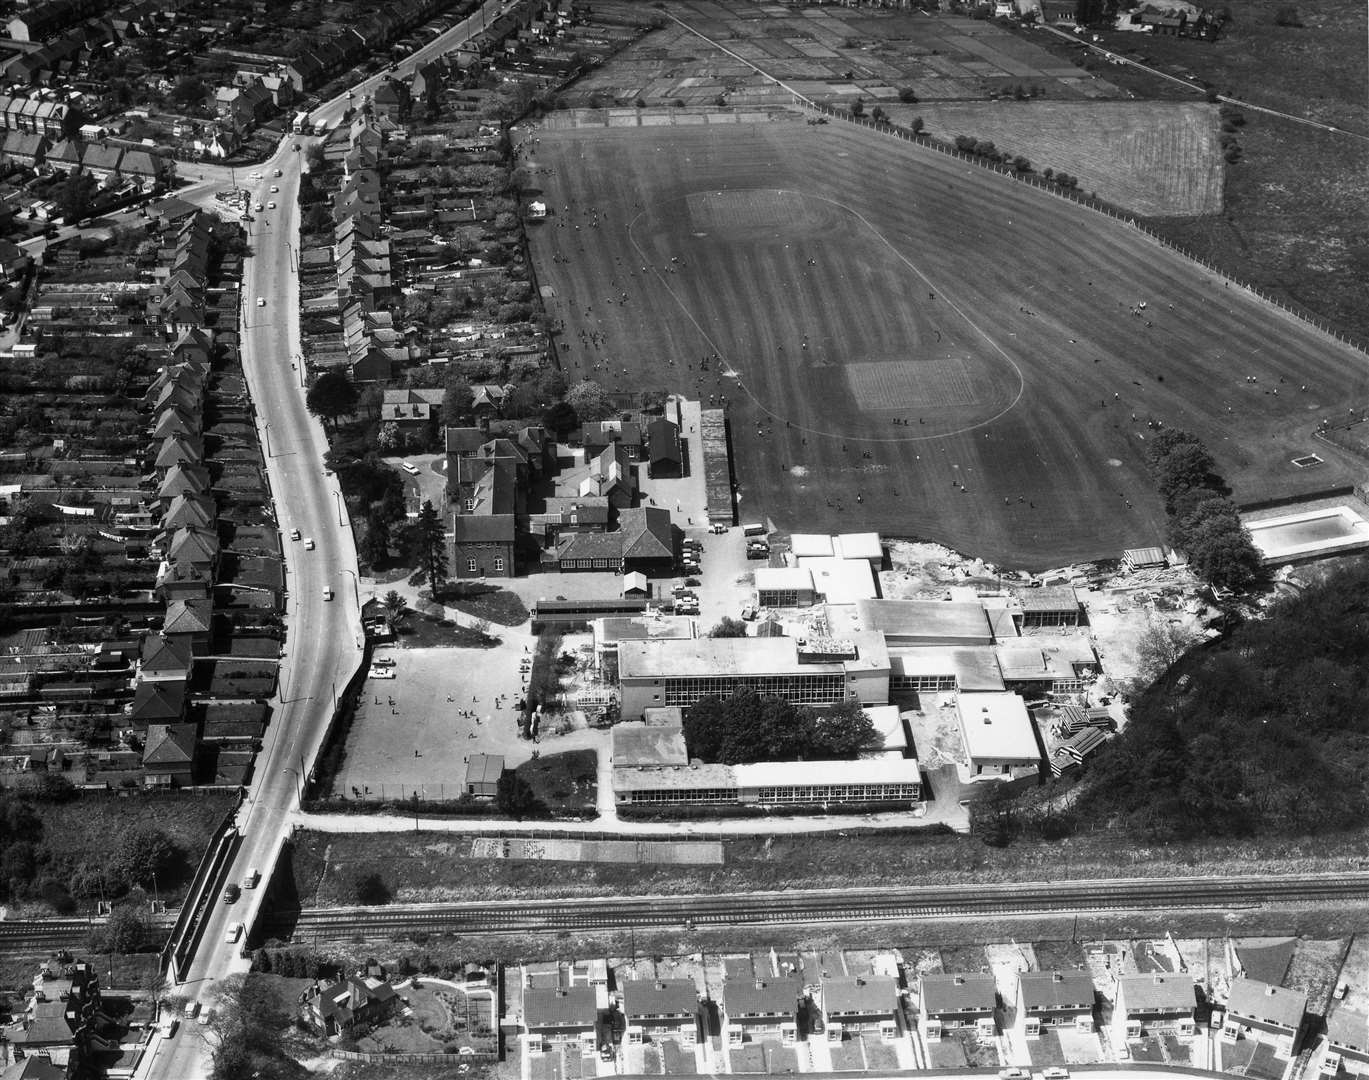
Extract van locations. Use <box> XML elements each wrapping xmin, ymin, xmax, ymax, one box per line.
<box><xmin>742</xmin><ymin>522</ymin><xmax>766</xmax><ymax>537</ymax></box>
<box><xmin>183</xmin><ymin>1000</ymin><xmax>199</xmax><ymax>1020</ymax></box>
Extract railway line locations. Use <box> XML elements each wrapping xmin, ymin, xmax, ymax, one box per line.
<box><xmin>269</xmin><ymin>872</ymin><xmax>1369</xmax><ymax>938</ymax></box>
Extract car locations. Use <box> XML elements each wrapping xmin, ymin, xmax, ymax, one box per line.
<box><xmin>225</xmin><ymin>922</ymin><xmax>243</xmax><ymax>944</ymax></box>
<box><xmin>248</xmin><ymin>172</ymin><xmax>262</xmax><ymax>180</ymax></box>
<box><xmin>183</xmin><ymin>1001</ymin><xmax>200</xmax><ymax>1020</ymax></box>
<box><xmin>292</xmin><ymin>143</ymin><xmax>301</xmax><ymax>151</ymax></box>
<box><xmin>709</xmin><ymin>523</ymin><xmax>728</xmax><ymax>533</ymax></box>
<box><xmin>254</xmin><ymin>202</ymin><xmax>263</xmax><ymax>212</ymax></box>
<box><xmin>1042</xmin><ymin>1069</ymin><xmax>1070</xmax><ymax>1079</ymax></box>
<box><xmin>269</xmin><ymin>185</ymin><xmax>279</xmax><ymax>193</ymax></box>
<box><xmin>304</xmin><ymin>538</ymin><xmax>315</xmax><ymax>550</ymax></box>
<box><xmin>159</xmin><ymin>1016</ymin><xmax>179</xmax><ymax>1038</ymax></box>
<box><xmin>322</xmin><ymin>586</ymin><xmax>333</xmax><ymax>601</ymax></box>
<box><xmin>198</xmin><ymin>1004</ymin><xmax>214</xmax><ymax>1025</ymax></box>
<box><xmin>401</xmin><ymin>462</ymin><xmax>419</xmax><ymax>475</ymax></box>
<box><xmin>223</xmin><ymin>883</ymin><xmax>240</xmax><ymax>903</ymax></box>
<box><xmin>369</xmin><ymin>668</ymin><xmax>396</xmax><ymax>680</ymax></box>
<box><xmin>243</xmin><ymin>868</ymin><xmax>261</xmax><ymax>889</ymax></box>
<box><xmin>274</xmin><ymin>169</ymin><xmax>283</xmax><ymax>177</ymax></box>
<box><xmin>289</xmin><ymin>528</ymin><xmax>300</xmax><ymax>541</ymax></box>
<box><xmin>998</xmin><ymin>1070</ymin><xmax>1029</xmax><ymax>1080</ymax></box>
<box><xmin>741</xmin><ymin>604</ymin><xmax>758</xmax><ymax>620</ymax></box>
<box><xmin>372</xmin><ymin>657</ymin><xmax>396</xmax><ymax>668</ymax></box>
<box><xmin>267</xmin><ymin>201</ymin><xmax>276</xmax><ymax>209</ymax></box>
<box><xmin>256</xmin><ymin>297</ymin><xmax>265</xmax><ymax>307</ymax></box>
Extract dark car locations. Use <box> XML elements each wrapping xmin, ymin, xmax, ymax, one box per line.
<box><xmin>222</xmin><ymin>883</ymin><xmax>240</xmax><ymax>904</ymax></box>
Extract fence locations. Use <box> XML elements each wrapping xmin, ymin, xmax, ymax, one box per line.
<box><xmin>161</xmin><ymin>803</ymin><xmax>241</xmax><ymax>983</ymax></box>
<box><xmin>797</xmin><ymin>96</ymin><xmax>1369</xmax><ymax>358</ymax></box>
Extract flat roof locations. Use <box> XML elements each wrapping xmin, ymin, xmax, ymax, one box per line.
<box><xmin>996</xmin><ymin>639</ymin><xmax>1097</xmax><ymax>680</ymax></box>
<box><xmin>890</xmin><ymin>647</ymin><xmax>1006</xmax><ymax>692</ymax></box>
<box><xmin>611</xmin><ymin>724</ymin><xmax>689</xmax><ymax>767</ymax></box>
<box><xmin>799</xmin><ymin>557</ymin><xmax>877</xmax><ymax>603</ymax></box>
<box><xmin>733</xmin><ymin>757</ymin><xmax>920</xmax><ymax>789</ymax></box>
<box><xmin>957</xmin><ymin>692</ymin><xmax>1039</xmax><ymax>763</ymax></box>
<box><xmin>615</xmin><ymin>763</ymin><xmax>736</xmax><ymax>791</ymax></box>
<box><xmin>1327</xmin><ymin>1009</ymin><xmax>1368</xmax><ymax>1050</ymax></box>
<box><xmin>789</xmin><ymin>533</ymin><xmax>833</xmax><ymax>558</ymax></box>
<box><xmin>834</xmin><ymin>532</ymin><xmax>882</xmax><ymax>561</ymax></box>
<box><xmin>755</xmin><ymin>566</ymin><xmax>815</xmax><ymax>592</ymax></box>
<box><xmin>863</xmin><ymin>704</ymin><xmax>907</xmax><ymax>752</ymax></box>
<box><xmin>619</xmin><ymin>632</ymin><xmax>892</xmax><ymax>680</ymax></box>
<box><xmin>856</xmin><ymin>599</ymin><xmax>992</xmax><ymax>643</ymax></box>
<box><xmin>593</xmin><ymin>616</ymin><xmax>695</xmax><ymax>647</ymax></box>
<box><xmin>1016</xmin><ymin>585</ymin><xmax>1080</xmax><ymax>613</ymax></box>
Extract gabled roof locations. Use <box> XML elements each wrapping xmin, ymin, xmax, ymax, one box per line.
<box><xmin>1117</xmin><ymin>973</ymin><xmax>1196</xmax><ymax>1014</ymax></box>
<box><xmin>647</xmin><ymin>417</ymin><xmax>681</xmax><ymax>463</ymax></box>
<box><xmin>823</xmin><ymin>975</ymin><xmax>898</xmax><ymax>1017</ymax></box>
<box><xmin>725</xmin><ymin>978</ymin><xmax>799</xmax><ymax>1018</ymax></box>
<box><xmin>167</xmin><ymin>526</ymin><xmax>218</xmax><ymax>565</ymax></box>
<box><xmin>163</xmin><ymin>492</ymin><xmax>215</xmax><ymax>531</ymax></box>
<box><xmin>619</xmin><ymin>506</ymin><xmax>673</xmax><ymax>561</ymax></box>
<box><xmin>920</xmin><ymin>972</ymin><xmax>997</xmax><ymax>1014</ymax></box>
<box><xmin>1017</xmin><ymin>971</ymin><xmax>1096</xmax><ymax>1012</ymax></box>
<box><xmin>142</xmin><ymin>722</ymin><xmax>196</xmax><ymax>766</ymax></box>
<box><xmin>524</xmin><ymin>986</ymin><xmax>596</xmax><ymax>1029</ymax></box>
<box><xmin>140</xmin><ymin>633</ymin><xmax>193</xmax><ymax>675</ymax></box>
<box><xmin>455</xmin><ymin>514</ymin><xmax>515</xmax><ymax>544</ymax></box>
<box><xmin>155</xmin><ymin>435</ymin><xmax>203</xmax><ymax>468</ymax></box>
<box><xmin>158</xmin><ymin>464</ymin><xmax>210</xmax><ymax>499</ymax></box>
<box><xmin>622</xmin><ymin>979</ymin><xmax>698</xmax><ymax>1020</ymax></box>
<box><xmin>1227</xmin><ymin>978</ymin><xmax>1306</xmax><ymax>1030</ymax></box>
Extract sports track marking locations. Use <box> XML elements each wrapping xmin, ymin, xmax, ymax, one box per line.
<box><xmin>627</xmin><ymin>188</ymin><xmax>1026</xmax><ymax>444</ymax></box>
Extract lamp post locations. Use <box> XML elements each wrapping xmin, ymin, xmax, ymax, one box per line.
<box><xmin>335</xmin><ymin>490</ymin><xmax>346</xmax><ymax>526</ymax></box>
<box><xmin>341</xmin><ymin>568</ymin><xmax>359</xmax><ymax>606</ymax></box>
<box><xmin>263</xmin><ymin>422</ymin><xmax>271</xmax><ymax>459</ymax></box>
<box><xmin>283</xmin><ymin>767</ymin><xmax>303</xmax><ymax>803</ymax></box>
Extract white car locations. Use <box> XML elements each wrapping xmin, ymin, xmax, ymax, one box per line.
<box><xmin>1042</xmin><ymin>1070</ymin><xmax>1070</xmax><ymax>1079</ymax></box>
<box><xmin>198</xmin><ymin>1005</ymin><xmax>214</xmax><ymax>1026</ymax></box>
<box><xmin>304</xmin><ymin>538</ymin><xmax>315</xmax><ymax>550</ymax></box>
<box><xmin>369</xmin><ymin>668</ymin><xmax>396</xmax><ymax>680</ymax></box>
<box><xmin>269</xmin><ymin>185</ymin><xmax>279</xmax><ymax>193</ymax></box>
<box><xmin>372</xmin><ymin>657</ymin><xmax>396</xmax><ymax>668</ymax></box>
<box><xmin>322</xmin><ymin>587</ymin><xmax>333</xmax><ymax>601</ymax></box>
<box><xmin>225</xmin><ymin>922</ymin><xmax>243</xmax><ymax>944</ymax></box>
<box><xmin>289</xmin><ymin>529</ymin><xmax>300</xmax><ymax>541</ymax></box>
<box><xmin>254</xmin><ymin>202</ymin><xmax>263</xmax><ymax>212</ymax></box>
<box><xmin>256</xmin><ymin>297</ymin><xmax>265</xmax><ymax>307</ymax></box>
<box><xmin>401</xmin><ymin>462</ymin><xmax>419</xmax><ymax>475</ymax></box>
<box><xmin>267</xmin><ymin>201</ymin><xmax>276</xmax><ymax>209</ymax></box>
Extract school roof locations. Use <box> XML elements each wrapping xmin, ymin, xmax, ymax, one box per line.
<box><xmin>856</xmin><ymin>599</ymin><xmax>993</xmax><ymax>644</ymax></box>
<box><xmin>618</xmin><ymin>636</ymin><xmax>831</xmax><ymax>679</ymax></box>
<box><xmin>754</xmin><ymin>566</ymin><xmax>815</xmax><ymax>593</ymax></box>
<box><xmin>523</xmin><ymin>986</ymin><xmax>597</xmax><ymax>1029</ymax></box>
<box><xmin>956</xmin><ymin>692</ymin><xmax>1040</xmax><ymax>763</ymax></box>
<box><xmin>593</xmin><ymin>616</ymin><xmax>695</xmax><ymax>648</ymax></box>
<box><xmin>1327</xmin><ymin>1009</ymin><xmax>1369</xmax><ymax>1051</ymax></box>
<box><xmin>622</xmin><ymin>978</ymin><xmax>698</xmax><ymax>1019</ymax></box>
<box><xmin>1117</xmin><ymin>973</ymin><xmax>1197</xmax><ymax>1013</ymax></box>
<box><xmin>919</xmin><ymin>972</ymin><xmax>997</xmax><ymax>1014</ymax></box>
<box><xmin>799</xmin><ymin>557</ymin><xmax>877</xmax><ymax>604</ymax></box>
<box><xmin>1016</xmin><ymin>585</ymin><xmax>1081</xmax><ymax>613</ymax></box>
<box><xmin>833</xmin><ymin>533</ymin><xmax>882</xmax><ymax>562</ymax></box>
<box><xmin>863</xmin><ymin>705</ymin><xmax>907</xmax><ymax>753</ymax></box>
<box><xmin>789</xmin><ymin>533</ymin><xmax>833</xmax><ymax>558</ymax></box>
<box><xmin>1227</xmin><ymin>978</ymin><xmax>1306</xmax><ymax>1030</ymax></box>
<box><xmin>611</xmin><ymin>724</ymin><xmax>688</xmax><ymax>767</ymax></box>
<box><xmin>889</xmin><ymin>647</ymin><xmax>1006</xmax><ymax>692</ymax></box>
<box><xmin>1017</xmin><ymin>971</ymin><xmax>1097</xmax><ymax>1012</ymax></box>
<box><xmin>822</xmin><ymin>975</ymin><xmax>898</xmax><ymax>1017</ymax></box>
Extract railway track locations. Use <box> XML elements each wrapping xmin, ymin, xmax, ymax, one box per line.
<box><xmin>272</xmin><ymin>872</ymin><xmax>1369</xmax><ymax>937</ymax></box>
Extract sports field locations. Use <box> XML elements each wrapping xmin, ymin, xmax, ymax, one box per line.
<box><xmin>519</xmin><ymin>117</ymin><xmax>1369</xmax><ymax>567</ymax></box>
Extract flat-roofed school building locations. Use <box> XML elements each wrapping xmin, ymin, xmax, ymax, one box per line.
<box><xmin>613</xmin><ymin>757</ymin><xmax>922</xmax><ymax>808</ymax></box>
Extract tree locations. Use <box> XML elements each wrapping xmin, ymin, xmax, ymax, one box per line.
<box><xmin>1131</xmin><ymin>617</ymin><xmax>1199</xmax><ymax>689</ymax></box>
<box><xmin>208</xmin><ymin>974</ymin><xmax>298</xmax><ymax>1079</ymax></box>
<box><xmin>93</xmin><ymin>906</ymin><xmax>149</xmax><ymax>954</ymax></box>
<box><xmin>409</xmin><ymin>500</ymin><xmax>448</xmax><ymax>587</ymax></box>
<box><xmin>362</xmin><ymin>510</ymin><xmax>391</xmax><ymax>567</ymax></box>
<box><xmin>1145</xmin><ymin>429</ymin><xmax>1222</xmax><ymax>512</ymax></box>
<box><xmin>382</xmin><ymin>589</ymin><xmax>409</xmax><ymax>632</ymax></box>
<box><xmin>169</xmin><ymin>76</ymin><xmax>208</xmax><ymax>109</ymax></box>
<box><xmin>850</xmin><ymin>97</ymin><xmax>865</xmax><ymax>118</ymax></box>
<box><xmin>541</xmin><ymin>400</ymin><xmax>579</xmax><ymax>439</ymax></box>
<box><xmin>898</xmin><ymin>87</ymin><xmax>918</xmax><ymax>103</ymax></box>
<box><xmin>1176</xmin><ymin>499</ymin><xmax>1262</xmax><ymax>591</ymax></box>
<box><xmin>443</xmin><ymin>372</ymin><xmax>473</xmax><ymax>420</ymax></box>
<box><xmin>353</xmin><ymin>870</ymin><xmax>391</xmax><ymax>905</ymax></box>
<box><xmin>970</xmin><ymin>780</ymin><xmax>1013</xmax><ymax>847</ymax></box>
<box><xmin>870</xmin><ymin>105</ymin><xmax>886</xmax><ymax>124</ymax></box>
<box><xmin>709</xmin><ymin>616</ymin><xmax>749</xmax><ymax>638</ymax></box>
<box><xmin>108</xmin><ymin>826</ymin><xmax>179</xmax><ymax>892</ymax></box>
<box><xmin>495</xmin><ymin>770</ymin><xmax>547</xmax><ymax>819</ymax></box>
<box><xmin>565</xmin><ymin>379</ymin><xmax>613</xmax><ymax>423</ymax></box>
<box><xmin>813</xmin><ymin>699</ymin><xmax>880</xmax><ymax>758</ymax></box>
<box><xmin>305</xmin><ymin>371</ymin><xmax>360</xmax><ymax>428</ymax></box>
<box><xmin>56</xmin><ymin>171</ymin><xmax>96</xmax><ymax>224</ymax></box>
<box><xmin>911</xmin><ymin>116</ymin><xmax>925</xmax><ymax>135</ymax></box>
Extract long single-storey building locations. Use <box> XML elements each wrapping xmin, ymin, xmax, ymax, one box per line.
<box><xmin>613</xmin><ymin>757</ymin><xmax>921</xmax><ymax>808</ymax></box>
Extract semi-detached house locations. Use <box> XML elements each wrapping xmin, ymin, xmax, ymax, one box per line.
<box><xmin>622</xmin><ymin>979</ymin><xmax>699</xmax><ymax>1046</ymax></box>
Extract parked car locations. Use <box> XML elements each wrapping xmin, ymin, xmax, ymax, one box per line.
<box><xmin>369</xmin><ymin>669</ymin><xmax>396</xmax><ymax>680</ymax></box>
<box><xmin>225</xmin><ymin>922</ymin><xmax>243</xmax><ymax>944</ymax></box>
<box><xmin>198</xmin><ymin>1005</ymin><xmax>214</xmax><ymax>1025</ymax></box>
<box><xmin>243</xmin><ymin>868</ymin><xmax>261</xmax><ymax>889</ymax></box>
<box><xmin>998</xmin><ymin>1070</ymin><xmax>1029</xmax><ymax>1080</ymax></box>
<box><xmin>304</xmin><ymin>538</ymin><xmax>315</xmax><ymax>550</ymax></box>
<box><xmin>372</xmin><ymin>657</ymin><xmax>396</xmax><ymax>668</ymax></box>
<box><xmin>269</xmin><ymin>185</ymin><xmax>279</xmax><ymax>193</ymax></box>
<box><xmin>1042</xmin><ymin>1070</ymin><xmax>1070</xmax><ymax>1079</ymax></box>
<box><xmin>401</xmin><ymin>462</ymin><xmax>419</xmax><ymax>475</ymax></box>
<box><xmin>322</xmin><ymin>587</ymin><xmax>333</xmax><ymax>601</ymax></box>
<box><xmin>222</xmin><ymin>883</ymin><xmax>240</xmax><ymax>904</ymax></box>
<box><xmin>267</xmin><ymin>201</ymin><xmax>276</xmax><ymax>209</ymax></box>
<box><xmin>183</xmin><ymin>1001</ymin><xmax>199</xmax><ymax>1020</ymax></box>
<box><xmin>289</xmin><ymin>529</ymin><xmax>300</xmax><ymax>541</ymax></box>
<box><xmin>256</xmin><ymin>297</ymin><xmax>265</xmax><ymax>307</ymax></box>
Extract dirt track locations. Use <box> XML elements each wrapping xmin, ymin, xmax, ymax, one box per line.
<box><xmin>517</xmin><ymin>116</ymin><xmax>1369</xmax><ymax>568</ymax></box>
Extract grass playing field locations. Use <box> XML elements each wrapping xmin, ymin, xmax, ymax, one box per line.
<box><xmin>518</xmin><ymin>116</ymin><xmax>1369</xmax><ymax>568</ymax></box>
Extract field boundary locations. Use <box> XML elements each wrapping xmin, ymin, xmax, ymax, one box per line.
<box><xmin>662</xmin><ymin>10</ymin><xmax>1369</xmax><ymax>361</ymax></box>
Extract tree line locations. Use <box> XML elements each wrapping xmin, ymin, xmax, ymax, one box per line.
<box><xmin>683</xmin><ymin>692</ymin><xmax>880</xmax><ymax>765</ymax></box>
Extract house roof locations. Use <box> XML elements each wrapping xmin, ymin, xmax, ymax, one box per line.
<box><xmin>1017</xmin><ymin>971</ymin><xmax>1096</xmax><ymax>1012</ymax></box>
<box><xmin>1327</xmin><ymin>1009</ymin><xmax>1369</xmax><ymax>1052</ymax></box>
<box><xmin>647</xmin><ymin>417</ymin><xmax>681</xmax><ymax>463</ymax></box>
<box><xmin>618</xmin><ymin>506</ymin><xmax>673</xmax><ymax>561</ymax></box>
<box><xmin>1016</xmin><ymin>585</ymin><xmax>1081</xmax><ymax>614</ymax></box>
<box><xmin>726</xmin><ymin>978</ymin><xmax>799</xmax><ymax>1018</ymax></box>
<box><xmin>622</xmin><ymin>979</ymin><xmax>698</xmax><ymax>1019</ymax></box>
<box><xmin>455</xmin><ymin>514</ymin><xmax>515</xmax><ymax>544</ymax></box>
<box><xmin>130</xmin><ymin>678</ymin><xmax>186</xmax><ymax>721</ymax></box>
<box><xmin>163</xmin><ymin>598</ymin><xmax>213</xmax><ymax>635</ymax></box>
<box><xmin>1117</xmin><ymin>973</ymin><xmax>1196</xmax><ymax>1014</ymax></box>
<box><xmin>523</xmin><ymin>986</ymin><xmax>596</xmax><ymax>1029</ymax></box>
<box><xmin>919</xmin><ymin>972</ymin><xmax>996</xmax><ymax>1014</ymax></box>
<box><xmin>557</xmin><ymin>531</ymin><xmax>623</xmax><ymax>563</ymax></box>
<box><xmin>822</xmin><ymin>975</ymin><xmax>897</xmax><ymax>1017</ymax></box>
<box><xmin>140</xmin><ymin>633</ymin><xmax>193</xmax><ymax>674</ymax></box>
<box><xmin>142</xmin><ymin>722</ymin><xmax>196</xmax><ymax>766</ymax></box>
<box><xmin>1227</xmin><ymin>978</ymin><xmax>1306</xmax><ymax>1030</ymax></box>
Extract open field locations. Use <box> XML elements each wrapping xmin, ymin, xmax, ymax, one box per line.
<box><xmin>882</xmin><ymin>100</ymin><xmax>1224</xmax><ymax>215</ymax></box>
<box><xmin>570</xmin><ymin>1</ymin><xmax>1127</xmax><ymax>108</ymax></box>
<box><xmin>521</xmin><ymin>117</ymin><xmax>1369</xmax><ymax>567</ymax></box>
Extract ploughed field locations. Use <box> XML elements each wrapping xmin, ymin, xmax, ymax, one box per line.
<box><xmin>519</xmin><ymin>117</ymin><xmax>1368</xmax><ymax>567</ymax></box>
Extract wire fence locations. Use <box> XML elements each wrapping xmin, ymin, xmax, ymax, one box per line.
<box><xmin>797</xmin><ymin>96</ymin><xmax>1369</xmax><ymax>358</ymax></box>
